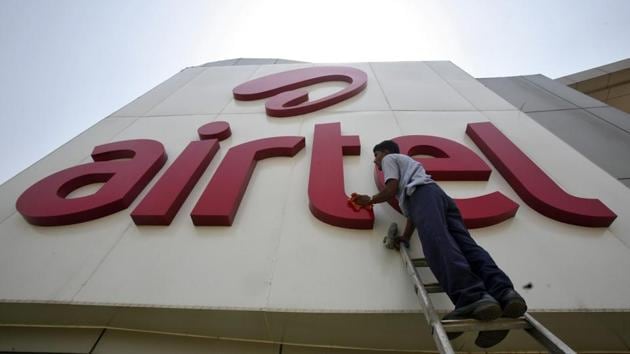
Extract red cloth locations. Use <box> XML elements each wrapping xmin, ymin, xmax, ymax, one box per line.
<box><xmin>348</xmin><ymin>193</ymin><xmax>372</xmax><ymax>211</ymax></box>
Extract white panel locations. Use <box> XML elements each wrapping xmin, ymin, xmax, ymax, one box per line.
<box><xmin>370</xmin><ymin>61</ymin><xmax>475</xmax><ymax>111</ymax></box>
<box><xmin>426</xmin><ymin>61</ymin><xmax>475</xmax><ymax>81</ymax></box>
<box><xmin>146</xmin><ymin>65</ymin><xmax>259</xmax><ymax>116</ymax></box>
<box><xmin>0</xmin><ymin>118</ymin><xmax>138</xmax><ymax>303</ymax></box>
<box><xmin>0</xmin><ymin>208</ymin><xmax>134</xmax><ymax>301</ymax></box>
<box><xmin>72</xmin><ymin>113</ymin><xmax>304</xmax><ymax>308</ymax></box>
<box><xmin>0</xmin><ymin>118</ymin><xmax>136</xmax><ymax>222</ymax></box>
<box><xmin>427</xmin><ymin>61</ymin><xmax>516</xmax><ymax>111</ymax></box>
<box><xmin>110</xmin><ymin>67</ymin><xmax>206</xmax><ymax>117</ymax></box>
<box><xmin>2</xmin><ymin>62</ymin><xmax>630</xmax><ymax>324</ymax></box>
<box><xmin>319</xmin><ymin>62</ymin><xmax>390</xmax><ymax>113</ymax></box>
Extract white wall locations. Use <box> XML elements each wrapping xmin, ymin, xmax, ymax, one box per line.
<box><xmin>1</xmin><ymin>61</ymin><xmax>629</xmax><ymax>318</ymax></box>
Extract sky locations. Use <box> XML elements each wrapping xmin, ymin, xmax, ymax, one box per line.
<box><xmin>1</xmin><ymin>0</ymin><xmax>629</xmax><ymax>185</ymax></box>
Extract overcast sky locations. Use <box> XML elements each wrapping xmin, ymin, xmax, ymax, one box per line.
<box><xmin>1</xmin><ymin>0</ymin><xmax>629</xmax><ymax>185</ymax></box>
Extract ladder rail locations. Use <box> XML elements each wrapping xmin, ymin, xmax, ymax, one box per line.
<box><xmin>524</xmin><ymin>313</ymin><xmax>577</xmax><ymax>354</ymax></box>
<box><xmin>441</xmin><ymin>318</ymin><xmax>530</xmax><ymax>332</ymax></box>
<box><xmin>394</xmin><ymin>222</ymin><xmax>575</xmax><ymax>354</ymax></box>
<box><xmin>405</xmin><ymin>256</ymin><xmax>577</xmax><ymax>354</ymax></box>
<box><xmin>400</xmin><ymin>245</ymin><xmax>455</xmax><ymax>354</ymax></box>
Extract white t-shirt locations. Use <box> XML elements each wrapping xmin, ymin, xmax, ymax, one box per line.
<box><xmin>381</xmin><ymin>154</ymin><xmax>434</xmax><ymax>216</ymax></box>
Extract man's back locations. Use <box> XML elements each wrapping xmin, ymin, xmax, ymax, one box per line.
<box><xmin>381</xmin><ymin>153</ymin><xmax>433</xmax><ymax>215</ymax></box>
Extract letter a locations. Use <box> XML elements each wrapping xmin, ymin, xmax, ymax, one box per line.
<box><xmin>16</xmin><ymin>140</ymin><xmax>166</xmax><ymax>226</ymax></box>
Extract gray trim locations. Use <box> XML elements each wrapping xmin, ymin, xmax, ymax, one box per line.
<box><xmin>199</xmin><ymin>58</ymin><xmax>306</xmax><ymax>67</ymax></box>
<box><xmin>481</xmin><ymin>74</ymin><xmax>630</xmax><ymax>187</ymax></box>
<box><xmin>557</xmin><ymin>58</ymin><xmax>630</xmax><ymax>82</ymax></box>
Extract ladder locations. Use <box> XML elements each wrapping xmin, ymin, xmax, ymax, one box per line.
<box><xmin>389</xmin><ymin>223</ymin><xmax>576</xmax><ymax>354</ymax></box>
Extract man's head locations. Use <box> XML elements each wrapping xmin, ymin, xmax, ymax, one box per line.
<box><xmin>373</xmin><ymin>140</ymin><xmax>399</xmax><ymax>170</ymax></box>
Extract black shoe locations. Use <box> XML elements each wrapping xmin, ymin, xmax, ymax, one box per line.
<box><xmin>474</xmin><ymin>290</ymin><xmax>527</xmax><ymax>348</ymax></box>
<box><xmin>499</xmin><ymin>289</ymin><xmax>527</xmax><ymax>318</ymax></box>
<box><xmin>444</xmin><ymin>294</ymin><xmax>502</xmax><ymax>321</ymax></box>
<box><xmin>443</xmin><ymin>294</ymin><xmax>501</xmax><ymax>340</ymax></box>
<box><xmin>475</xmin><ymin>330</ymin><xmax>509</xmax><ymax>348</ymax></box>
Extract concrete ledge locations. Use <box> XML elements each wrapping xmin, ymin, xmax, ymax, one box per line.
<box><xmin>1</xmin><ymin>302</ymin><xmax>629</xmax><ymax>352</ymax></box>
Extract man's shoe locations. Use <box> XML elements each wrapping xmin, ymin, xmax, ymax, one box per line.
<box><xmin>445</xmin><ymin>294</ymin><xmax>502</xmax><ymax>321</ymax></box>
<box><xmin>499</xmin><ymin>289</ymin><xmax>527</xmax><ymax>318</ymax></box>
<box><xmin>442</xmin><ymin>294</ymin><xmax>501</xmax><ymax>340</ymax></box>
<box><xmin>475</xmin><ymin>330</ymin><xmax>509</xmax><ymax>348</ymax></box>
<box><xmin>442</xmin><ymin>310</ymin><xmax>465</xmax><ymax>340</ymax></box>
<box><xmin>473</xmin><ymin>290</ymin><xmax>527</xmax><ymax>348</ymax></box>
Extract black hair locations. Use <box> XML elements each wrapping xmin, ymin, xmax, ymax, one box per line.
<box><xmin>373</xmin><ymin>140</ymin><xmax>400</xmax><ymax>154</ymax></box>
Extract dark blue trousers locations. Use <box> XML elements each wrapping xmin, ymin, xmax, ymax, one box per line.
<box><xmin>407</xmin><ymin>183</ymin><xmax>514</xmax><ymax>308</ymax></box>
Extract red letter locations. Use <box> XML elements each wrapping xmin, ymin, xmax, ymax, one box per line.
<box><xmin>374</xmin><ymin>135</ymin><xmax>519</xmax><ymax>228</ymax></box>
<box><xmin>233</xmin><ymin>66</ymin><xmax>367</xmax><ymax>117</ymax></box>
<box><xmin>16</xmin><ymin>140</ymin><xmax>166</xmax><ymax>226</ymax></box>
<box><xmin>309</xmin><ymin>123</ymin><xmax>374</xmax><ymax>229</ymax></box>
<box><xmin>191</xmin><ymin>136</ymin><xmax>305</xmax><ymax>226</ymax></box>
<box><xmin>467</xmin><ymin>122</ymin><xmax>616</xmax><ymax>227</ymax></box>
<box><xmin>131</xmin><ymin>122</ymin><xmax>230</xmax><ymax>225</ymax></box>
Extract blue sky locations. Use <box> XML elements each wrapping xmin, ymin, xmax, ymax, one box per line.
<box><xmin>1</xmin><ymin>0</ymin><xmax>629</xmax><ymax>184</ymax></box>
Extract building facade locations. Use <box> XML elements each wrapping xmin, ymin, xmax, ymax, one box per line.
<box><xmin>557</xmin><ymin>58</ymin><xmax>630</xmax><ymax>114</ymax></box>
<box><xmin>1</xmin><ymin>59</ymin><xmax>629</xmax><ymax>353</ymax></box>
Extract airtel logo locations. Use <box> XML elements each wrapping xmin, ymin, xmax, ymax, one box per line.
<box><xmin>15</xmin><ymin>66</ymin><xmax>617</xmax><ymax>229</ymax></box>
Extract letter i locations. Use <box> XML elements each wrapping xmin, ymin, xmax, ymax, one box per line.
<box><xmin>131</xmin><ymin>121</ymin><xmax>232</xmax><ymax>225</ymax></box>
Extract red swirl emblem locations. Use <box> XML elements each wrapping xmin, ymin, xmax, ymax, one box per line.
<box><xmin>233</xmin><ymin>66</ymin><xmax>368</xmax><ymax>117</ymax></box>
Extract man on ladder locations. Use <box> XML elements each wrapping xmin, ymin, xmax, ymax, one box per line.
<box><xmin>352</xmin><ymin>140</ymin><xmax>527</xmax><ymax>348</ymax></box>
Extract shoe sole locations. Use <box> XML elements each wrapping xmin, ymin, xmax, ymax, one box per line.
<box><xmin>445</xmin><ymin>303</ymin><xmax>501</xmax><ymax>341</ymax></box>
<box><xmin>503</xmin><ymin>298</ymin><xmax>527</xmax><ymax>318</ymax></box>
<box><xmin>447</xmin><ymin>331</ymin><xmax>463</xmax><ymax>340</ymax></box>
<box><xmin>472</xmin><ymin>302</ymin><xmax>502</xmax><ymax>321</ymax></box>
<box><xmin>475</xmin><ymin>330</ymin><xmax>509</xmax><ymax>348</ymax></box>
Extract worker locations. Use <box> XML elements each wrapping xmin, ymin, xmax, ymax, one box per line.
<box><xmin>352</xmin><ymin>140</ymin><xmax>527</xmax><ymax>348</ymax></box>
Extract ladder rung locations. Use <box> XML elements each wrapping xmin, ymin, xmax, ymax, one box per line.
<box><xmin>441</xmin><ymin>318</ymin><xmax>531</xmax><ymax>333</ymax></box>
<box><xmin>394</xmin><ymin>223</ymin><xmax>575</xmax><ymax>354</ymax></box>
<box><xmin>412</xmin><ymin>258</ymin><xmax>429</xmax><ymax>267</ymax></box>
<box><xmin>424</xmin><ymin>283</ymin><xmax>443</xmax><ymax>293</ymax></box>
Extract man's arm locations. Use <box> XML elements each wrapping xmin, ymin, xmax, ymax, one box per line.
<box><xmin>354</xmin><ymin>179</ymin><xmax>398</xmax><ymax>206</ymax></box>
<box><xmin>393</xmin><ymin>218</ymin><xmax>415</xmax><ymax>249</ymax></box>
<box><xmin>402</xmin><ymin>218</ymin><xmax>414</xmax><ymax>240</ymax></box>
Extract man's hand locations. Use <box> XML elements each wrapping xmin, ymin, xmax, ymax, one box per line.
<box><xmin>394</xmin><ymin>218</ymin><xmax>415</xmax><ymax>250</ymax></box>
<box><xmin>394</xmin><ymin>236</ymin><xmax>410</xmax><ymax>250</ymax></box>
<box><xmin>352</xmin><ymin>194</ymin><xmax>371</xmax><ymax>206</ymax></box>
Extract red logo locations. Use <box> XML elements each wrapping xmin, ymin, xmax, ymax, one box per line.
<box><xmin>16</xmin><ymin>66</ymin><xmax>617</xmax><ymax>229</ymax></box>
<box><xmin>233</xmin><ymin>66</ymin><xmax>367</xmax><ymax>117</ymax></box>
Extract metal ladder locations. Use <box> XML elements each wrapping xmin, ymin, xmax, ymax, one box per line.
<box><xmin>391</xmin><ymin>223</ymin><xmax>576</xmax><ymax>354</ymax></box>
